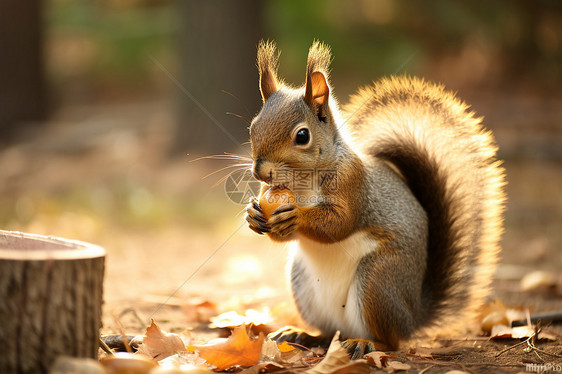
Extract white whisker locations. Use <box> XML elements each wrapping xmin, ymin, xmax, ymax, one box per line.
<box><xmin>202</xmin><ymin>163</ymin><xmax>252</xmax><ymax>180</ymax></box>
<box><xmin>212</xmin><ymin>166</ymin><xmax>252</xmax><ymax>188</ymax></box>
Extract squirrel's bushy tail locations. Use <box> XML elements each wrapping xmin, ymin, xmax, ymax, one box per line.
<box><xmin>344</xmin><ymin>76</ymin><xmax>506</xmax><ymax>337</ymax></box>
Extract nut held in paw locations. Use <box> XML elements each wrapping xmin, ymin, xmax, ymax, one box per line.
<box><xmin>259</xmin><ymin>186</ymin><xmax>295</xmax><ymax>219</ymax></box>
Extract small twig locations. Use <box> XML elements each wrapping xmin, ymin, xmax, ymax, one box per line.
<box><xmin>98</xmin><ymin>337</ymin><xmax>114</xmax><ymax>355</ymax></box>
<box><xmin>495</xmin><ymin>329</ymin><xmax>540</xmax><ymax>357</ymax></box>
<box><xmin>113</xmin><ymin>313</ymin><xmax>133</xmax><ymax>354</ymax></box>
<box><xmin>532</xmin><ymin>348</ymin><xmax>544</xmax><ymax>362</ymax></box>
<box><xmin>531</xmin><ymin>347</ymin><xmax>562</xmax><ymax>358</ymax></box>
<box><xmin>529</xmin><ymin>322</ymin><xmax>540</xmax><ymax>351</ymax></box>
<box><xmin>286</xmin><ymin>341</ymin><xmax>317</xmax><ymax>355</ymax></box>
<box><xmin>525</xmin><ymin>323</ymin><xmax>543</xmax><ymax>361</ymax></box>
<box><xmin>526</xmin><ymin>322</ymin><xmax>562</xmax><ymax>359</ymax></box>
<box><xmin>495</xmin><ymin>338</ymin><xmax>532</xmax><ymax>357</ymax></box>
<box><xmin>303</xmin><ymin>356</ymin><xmax>324</xmax><ymax>365</ymax></box>
<box><xmin>495</xmin><ymin>323</ymin><xmax>562</xmax><ymax>360</ymax></box>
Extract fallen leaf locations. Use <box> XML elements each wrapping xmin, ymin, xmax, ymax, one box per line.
<box><xmin>407</xmin><ymin>347</ymin><xmax>433</xmax><ymax>359</ymax></box>
<box><xmin>182</xmin><ymin>298</ymin><xmax>218</xmax><ymax>323</ymax></box>
<box><xmin>306</xmin><ymin>332</ymin><xmax>349</xmax><ymax>374</ymax></box>
<box><xmin>491</xmin><ymin>324</ymin><xmax>557</xmax><ymax>341</ymax></box>
<box><xmin>189</xmin><ymin>324</ymin><xmax>265</xmax><ymax>371</ymax></box>
<box><xmin>210</xmin><ymin>311</ymin><xmax>246</xmax><ymax>327</ymax></box>
<box><xmin>277</xmin><ymin>341</ymin><xmax>296</xmax><ymax>353</ymax></box>
<box><xmin>280</xmin><ymin>349</ymin><xmax>305</xmax><ymax>365</ymax></box>
<box><xmin>478</xmin><ymin>299</ymin><xmax>509</xmax><ymax>333</ymax></box>
<box><xmin>157</xmin><ymin>351</ymin><xmax>207</xmax><ymax>367</ymax></box>
<box><xmin>478</xmin><ymin>299</ymin><xmax>529</xmax><ymax>334</ymax></box>
<box><xmin>210</xmin><ymin>309</ymin><xmax>275</xmax><ymax>334</ymax></box>
<box><xmin>521</xmin><ymin>270</ymin><xmax>558</xmax><ymax>293</ymax></box>
<box><xmin>306</xmin><ymin>332</ymin><xmax>369</xmax><ymax>374</ymax></box>
<box><xmin>259</xmin><ymin>338</ymin><xmax>305</xmax><ymax>367</ymax></box>
<box><xmin>364</xmin><ymin>351</ymin><xmax>392</xmax><ymax>369</ymax></box>
<box><xmin>481</xmin><ymin>311</ymin><xmax>510</xmax><ymax>333</ymax></box>
<box><xmin>539</xmin><ymin>330</ymin><xmax>558</xmax><ymax>341</ymax></box>
<box><xmin>386</xmin><ymin>361</ymin><xmax>411</xmax><ymax>373</ymax></box>
<box><xmin>260</xmin><ymin>339</ymin><xmax>282</xmax><ymax>362</ymax></box>
<box><xmin>490</xmin><ymin>324</ymin><xmax>533</xmax><ymax>339</ymax></box>
<box><xmin>136</xmin><ymin>320</ymin><xmax>186</xmax><ymax>361</ymax></box>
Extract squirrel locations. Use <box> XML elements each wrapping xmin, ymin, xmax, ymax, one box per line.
<box><xmin>244</xmin><ymin>40</ymin><xmax>506</xmax><ymax>351</ymax></box>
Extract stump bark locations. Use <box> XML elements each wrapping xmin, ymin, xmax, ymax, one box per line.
<box><xmin>0</xmin><ymin>230</ymin><xmax>105</xmax><ymax>374</ymax></box>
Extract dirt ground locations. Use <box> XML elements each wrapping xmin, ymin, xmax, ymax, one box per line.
<box><xmin>1</xmin><ymin>93</ymin><xmax>561</xmax><ymax>373</ymax></box>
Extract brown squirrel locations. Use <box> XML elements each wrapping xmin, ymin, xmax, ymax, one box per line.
<box><xmin>245</xmin><ymin>40</ymin><xmax>506</xmax><ymax>352</ymax></box>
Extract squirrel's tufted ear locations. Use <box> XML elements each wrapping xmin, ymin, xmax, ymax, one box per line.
<box><xmin>257</xmin><ymin>40</ymin><xmax>280</xmax><ymax>102</ymax></box>
<box><xmin>305</xmin><ymin>41</ymin><xmax>332</xmax><ymax>120</ymax></box>
<box><xmin>305</xmin><ymin>71</ymin><xmax>329</xmax><ymax>111</ymax></box>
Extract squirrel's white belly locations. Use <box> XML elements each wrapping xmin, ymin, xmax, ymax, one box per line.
<box><xmin>288</xmin><ymin>231</ymin><xmax>376</xmax><ymax>339</ymax></box>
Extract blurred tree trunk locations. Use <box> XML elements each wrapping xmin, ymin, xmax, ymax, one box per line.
<box><xmin>174</xmin><ymin>0</ymin><xmax>264</xmax><ymax>154</ymax></box>
<box><xmin>0</xmin><ymin>0</ymin><xmax>46</xmax><ymax>143</ymax></box>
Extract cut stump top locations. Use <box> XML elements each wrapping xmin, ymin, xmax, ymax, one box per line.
<box><xmin>0</xmin><ymin>230</ymin><xmax>105</xmax><ymax>260</ymax></box>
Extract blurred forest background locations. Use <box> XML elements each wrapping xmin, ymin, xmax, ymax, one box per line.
<box><xmin>0</xmin><ymin>0</ymin><xmax>561</xmax><ymax>327</ymax></box>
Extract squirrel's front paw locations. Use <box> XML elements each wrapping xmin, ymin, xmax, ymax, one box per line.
<box><xmin>245</xmin><ymin>197</ymin><xmax>269</xmax><ymax>235</ymax></box>
<box><xmin>267</xmin><ymin>203</ymin><xmax>300</xmax><ymax>240</ymax></box>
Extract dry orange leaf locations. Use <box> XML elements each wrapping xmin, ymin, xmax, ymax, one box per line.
<box><xmin>277</xmin><ymin>341</ymin><xmax>296</xmax><ymax>353</ymax></box>
<box><xmin>190</xmin><ymin>325</ymin><xmax>265</xmax><ymax>371</ymax></box>
<box><xmin>182</xmin><ymin>298</ymin><xmax>218</xmax><ymax>323</ymax></box>
<box><xmin>136</xmin><ymin>320</ymin><xmax>186</xmax><ymax>361</ymax></box>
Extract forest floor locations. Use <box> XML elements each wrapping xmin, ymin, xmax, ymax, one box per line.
<box><xmin>1</xmin><ymin>94</ymin><xmax>561</xmax><ymax>373</ymax></box>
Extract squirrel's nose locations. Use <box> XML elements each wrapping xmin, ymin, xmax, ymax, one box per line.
<box><xmin>252</xmin><ymin>159</ymin><xmax>272</xmax><ymax>183</ymax></box>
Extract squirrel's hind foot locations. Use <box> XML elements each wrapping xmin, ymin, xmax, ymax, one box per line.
<box><xmin>341</xmin><ymin>338</ymin><xmax>390</xmax><ymax>360</ymax></box>
<box><xmin>268</xmin><ymin>326</ymin><xmax>332</xmax><ymax>348</ymax></box>
<box><xmin>269</xmin><ymin>327</ymin><xmax>388</xmax><ymax>360</ymax></box>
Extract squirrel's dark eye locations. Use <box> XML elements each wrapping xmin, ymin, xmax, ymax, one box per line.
<box><xmin>295</xmin><ymin>128</ymin><xmax>310</xmax><ymax>145</ymax></box>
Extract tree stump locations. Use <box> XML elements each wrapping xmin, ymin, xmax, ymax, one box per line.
<box><xmin>0</xmin><ymin>230</ymin><xmax>105</xmax><ymax>374</ymax></box>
